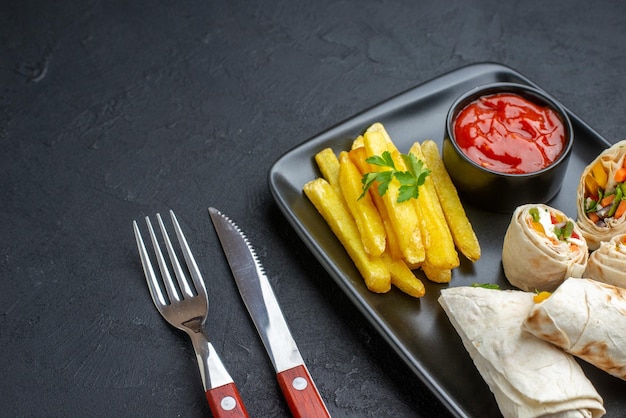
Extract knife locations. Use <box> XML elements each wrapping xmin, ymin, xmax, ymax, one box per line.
<box><xmin>209</xmin><ymin>207</ymin><xmax>331</xmax><ymax>418</ymax></box>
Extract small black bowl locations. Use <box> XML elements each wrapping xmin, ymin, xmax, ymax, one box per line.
<box><xmin>442</xmin><ymin>82</ymin><xmax>574</xmax><ymax>213</ymax></box>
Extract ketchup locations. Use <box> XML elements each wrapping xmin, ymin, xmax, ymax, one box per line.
<box><xmin>453</xmin><ymin>92</ymin><xmax>566</xmax><ymax>174</ymax></box>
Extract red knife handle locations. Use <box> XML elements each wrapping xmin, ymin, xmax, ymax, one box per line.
<box><xmin>205</xmin><ymin>382</ymin><xmax>249</xmax><ymax>418</ymax></box>
<box><xmin>276</xmin><ymin>364</ymin><xmax>330</xmax><ymax>418</ymax></box>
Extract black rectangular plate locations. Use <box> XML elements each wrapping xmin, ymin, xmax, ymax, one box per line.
<box><xmin>268</xmin><ymin>62</ymin><xmax>625</xmax><ymax>417</ymax></box>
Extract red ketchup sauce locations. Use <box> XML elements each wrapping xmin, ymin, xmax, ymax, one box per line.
<box><xmin>453</xmin><ymin>93</ymin><xmax>566</xmax><ymax>174</ymax></box>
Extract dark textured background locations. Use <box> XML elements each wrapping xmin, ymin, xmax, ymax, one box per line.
<box><xmin>2</xmin><ymin>1</ymin><xmax>626</xmax><ymax>416</ymax></box>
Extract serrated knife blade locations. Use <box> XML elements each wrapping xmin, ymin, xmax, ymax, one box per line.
<box><xmin>209</xmin><ymin>207</ymin><xmax>330</xmax><ymax>418</ymax></box>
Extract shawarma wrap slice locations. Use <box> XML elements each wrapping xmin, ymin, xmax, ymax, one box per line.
<box><xmin>523</xmin><ymin>277</ymin><xmax>626</xmax><ymax>380</ymax></box>
<box><xmin>584</xmin><ymin>234</ymin><xmax>626</xmax><ymax>288</ymax></box>
<box><xmin>439</xmin><ymin>286</ymin><xmax>604</xmax><ymax>418</ymax></box>
<box><xmin>502</xmin><ymin>204</ymin><xmax>588</xmax><ymax>292</ymax></box>
<box><xmin>576</xmin><ymin>140</ymin><xmax>626</xmax><ymax>250</ymax></box>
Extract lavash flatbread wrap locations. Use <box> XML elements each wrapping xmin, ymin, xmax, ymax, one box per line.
<box><xmin>439</xmin><ymin>286</ymin><xmax>605</xmax><ymax>418</ymax></box>
<box><xmin>502</xmin><ymin>204</ymin><xmax>588</xmax><ymax>292</ymax></box>
<box><xmin>576</xmin><ymin>140</ymin><xmax>626</xmax><ymax>250</ymax></box>
<box><xmin>523</xmin><ymin>277</ymin><xmax>626</xmax><ymax>381</ymax></box>
<box><xmin>584</xmin><ymin>234</ymin><xmax>626</xmax><ymax>288</ymax></box>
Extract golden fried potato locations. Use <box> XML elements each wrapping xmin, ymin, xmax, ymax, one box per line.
<box><xmin>303</xmin><ymin>178</ymin><xmax>391</xmax><ymax>293</ymax></box>
<box><xmin>338</xmin><ymin>151</ymin><xmax>386</xmax><ymax>257</ymax></box>
<box><xmin>366</xmin><ymin>122</ymin><xmax>393</xmax><ymax>145</ymax></box>
<box><xmin>382</xmin><ymin>253</ymin><xmax>425</xmax><ymax>298</ymax></box>
<box><xmin>314</xmin><ymin>148</ymin><xmax>343</xmax><ymax>199</ymax></box>
<box><xmin>421</xmin><ymin>260</ymin><xmax>452</xmax><ymax>284</ymax></box>
<box><xmin>421</xmin><ymin>140</ymin><xmax>481</xmax><ymax>262</ymax></box>
<box><xmin>348</xmin><ymin>147</ymin><xmax>403</xmax><ymax>260</ymax></box>
<box><xmin>363</xmin><ymin>131</ymin><xmax>425</xmax><ymax>266</ymax></box>
<box><xmin>408</xmin><ymin>142</ymin><xmax>459</xmax><ymax>270</ymax></box>
<box><xmin>351</xmin><ymin>135</ymin><xmax>365</xmax><ymax>150</ymax></box>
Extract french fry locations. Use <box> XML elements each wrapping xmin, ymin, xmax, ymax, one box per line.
<box><xmin>363</xmin><ymin>130</ymin><xmax>425</xmax><ymax>266</ymax></box>
<box><xmin>382</xmin><ymin>253</ymin><xmax>425</xmax><ymax>298</ymax></box>
<box><xmin>421</xmin><ymin>260</ymin><xmax>452</xmax><ymax>284</ymax></box>
<box><xmin>351</xmin><ymin>135</ymin><xmax>364</xmax><ymax>150</ymax></box>
<box><xmin>303</xmin><ymin>178</ymin><xmax>391</xmax><ymax>293</ymax></box>
<box><xmin>366</xmin><ymin>122</ymin><xmax>393</xmax><ymax>145</ymax></box>
<box><xmin>314</xmin><ymin>148</ymin><xmax>343</xmax><ymax>198</ymax></box>
<box><xmin>421</xmin><ymin>140</ymin><xmax>481</xmax><ymax>262</ymax></box>
<box><xmin>404</xmin><ymin>260</ymin><xmax>423</xmax><ymax>271</ymax></box>
<box><xmin>338</xmin><ymin>151</ymin><xmax>386</xmax><ymax>257</ymax></box>
<box><xmin>408</xmin><ymin>142</ymin><xmax>459</xmax><ymax>270</ymax></box>
<box><xmin>348</xmin><ymin>147</ymin><xmax>403</xmax><ymax>260</ymax></box>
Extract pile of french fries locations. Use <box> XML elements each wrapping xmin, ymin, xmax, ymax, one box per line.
<box><xmin>303</xmin><ymin>123</ymin><xmax>481</xmax><ymax>298</ymax></box>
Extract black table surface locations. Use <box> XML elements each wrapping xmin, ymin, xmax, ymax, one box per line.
<box><xmin>3</xmin><ymin>1</ymin><xmax>626</xmax><ymax>417</ymax></box>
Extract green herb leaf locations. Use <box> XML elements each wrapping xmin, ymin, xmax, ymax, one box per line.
<box><xmin>402</xmin><ymin>153</ymin><xmax>430</xmax><ymax>185</ymax></box>
<box><xmin>358</xmin><ymin>167</ymin><xmax>394</xmax><ymax>200</ymax></box>
<box><xmin>358</xmin><ymin>151</ymin><xmax>431</xmax><ymax>203</ymax></box>
<box><xmin>471</xmin><ymin>283</ymin><xmax>500</xmax><ymax>289</ymax></box>
<box><xmin>375</xmin><ymin>171</ymin><xmax>394</xmax><ymax>196</ymax></box>
<box><xmin>359</xmin><ymin>172</ymin><xmax>381</xmax><ymax>200</ymax></box>
<box><xmin>395</xmin><ymin>171</ymin><xmax>420</xmax><ymax>203</ymax></box>
<box><xmin>398</xmin><ymin>184</ymin><xmax>419</xmax><ymax>202</ymax></box>
<box><xmin>366</xmin><ymin>151</ymin><xmax>396</xmax><ymax>170</ymax></box>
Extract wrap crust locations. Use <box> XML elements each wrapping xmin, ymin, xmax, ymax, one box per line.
<box><xmin>523</xmin><ymin>278</ymin><xmax>626</xmax><ymax>380</ymax></box>
<box><xmin>576</xmin><ymin>140</ymin><xmax>626</xmax><ymax>250</ymax></box>
<box><xmin>439</xmin><ymin>286</ymin><xmax>604</xmax><ymax>418</ymax></box>
<box><xmin>584</xmin><ymin>234</ymin><xmax>626</xmax><ymax>288</ymax></box>
<box><xmin>502</xmin><ymin>204</ymin><xmax>588</xmax><ymax>292</ymax></box>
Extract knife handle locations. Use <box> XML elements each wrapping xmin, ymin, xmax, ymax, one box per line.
<box><xmin>277</xmin><ymin>364</ymin><xmax>330</xmax><ymax>418</ymax></box>
<box><xmin>205</xmin><ymin>383</ymin><xmax>249</xmax><ymax>418</ymax></box>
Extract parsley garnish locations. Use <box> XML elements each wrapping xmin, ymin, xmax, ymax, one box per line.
<box><xmin>471</xmin><ymin>283</ymin><xmax>500</xmax><ymax>289</ymax></box>
<box><xmin>358</xmin><ymin>151</ymin><xmax>431</xmax><ymax>203</ymax></box>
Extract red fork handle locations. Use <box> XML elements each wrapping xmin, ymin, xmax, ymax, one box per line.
<box><xmin>205</xmin><ymin>382</ymin><xmax>249</xmax><ymax>418</ymax></box>
<box><xmin>276</xmin><ymin>364</ymin><xmax>330</xmax><ymax>418</ymax></box>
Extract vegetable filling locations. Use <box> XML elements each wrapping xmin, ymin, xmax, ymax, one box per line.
<box><xmin>527</xmin><ymin>207</ymin><xmax>584</xmax><ymax>252</ymax></box>
<box><xmin>584</xmin><ymin>158</ymin><xmax>626</xmax><ymax>226</ymax></box>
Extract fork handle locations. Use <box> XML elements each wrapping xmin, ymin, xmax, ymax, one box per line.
<box><xmin>205</xmin><ymin>383</ymin><xmax>249</xmax><ymax>417</ymax></box>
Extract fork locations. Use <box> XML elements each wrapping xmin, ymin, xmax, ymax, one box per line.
<box><xmin>133</xmin><ymin>210</ymin><xmax>249</xmax><ymax>417</ymax></box>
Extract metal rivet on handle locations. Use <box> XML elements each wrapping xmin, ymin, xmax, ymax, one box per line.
<box><xmin>221</xmin><ymin>396</ymin><xmax>236</xmax><ymax>411</ymax></box>
<box><xmin>292</xmin><ymin>376</ymin><xmax>308</xmax><ymax>391</ymax></box>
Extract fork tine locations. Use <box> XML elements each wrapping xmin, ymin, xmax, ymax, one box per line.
<box><xmin>133</xmin><ymin>220</ymin><xmax>168</xmax><ymax>307</ymax></box>
<box><xmin>146</xmin><ymin>215</ymin><xmax>182</xmax><ymax>303</ymax></box>
<box><xmin>156</xmin><ymin>212</ymin><xmax>195</xmax><ymax>298</ymax></box>
<box><xmin>169</xmin><ymin>210</ymin><xmax>208</xmax><ymax>298</ymax></box>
